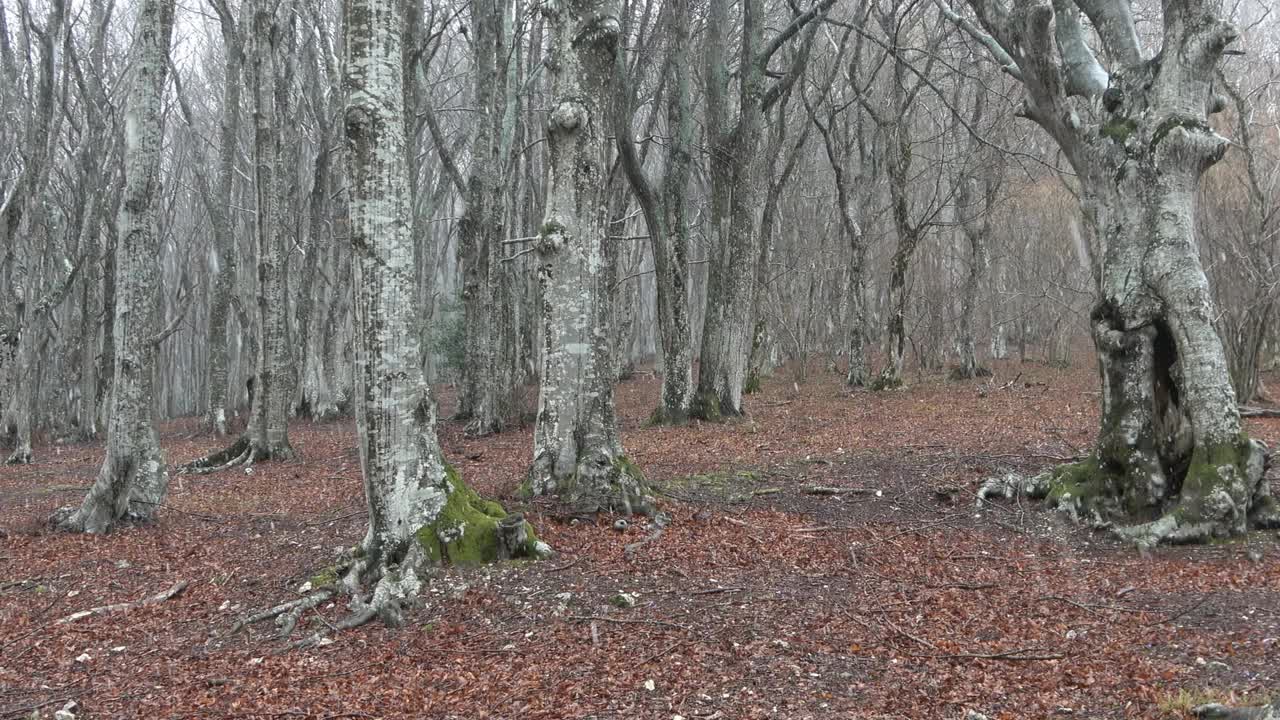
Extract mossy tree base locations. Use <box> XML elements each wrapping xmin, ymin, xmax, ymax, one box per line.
<box><xmin>521</xmin><ymin>453</ymin><xmax>655</xmax><ymax>516</ymax></box>
<box><xmin>948</xmin><ymin>365</ymin><xmax>993</xmax><ymax>381</ymax></box>
<box><xmin>982</xmin><ymin>437</ymin><xmax>1275</xmax><ymax>545</ymax></box>
<box><xmin>238</xmin><ymin>466</ymin><xmax>552</xmax><ymax>639</ymax></box>
<box><xmin>869</xmin><ymin>371</ymin><xmax>903</xmax><ymax>392</ymax></box>
<box><xmin>647</xmin><ymin>406</ymin><xmax>690</xmax><ymax>427</ymax></box>
<box><xmin>414</xmin><ymin>467</ymin><xmax>552</xmax><ymax>566</ymax></box>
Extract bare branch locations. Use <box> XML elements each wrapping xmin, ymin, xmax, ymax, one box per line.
<box><xmin>930</xmin><ymin>0</ymin><xmax>1023</xmax><ymax>82</ymax></box>
<box><xmin>1072</xmin><ymin>0</ymin><xmax>1141</xmax><ymax>66</ymax></box>
<box><xmin>1053</xmin><ymin>0</ymin><xmax>1107</xmax><ymax>96</ymax></box>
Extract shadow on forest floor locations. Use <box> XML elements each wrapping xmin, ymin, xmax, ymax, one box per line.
<box><xmin>2</xmin><ymin>355</ymin><xmax>1280</xmax><ymax>719</ymax></box>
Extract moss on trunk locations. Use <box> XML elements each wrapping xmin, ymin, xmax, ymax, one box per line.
<box><xmin>416</xmin><ymin>465</ymin><xmax>550</xmax><ymax>566</ymax></box>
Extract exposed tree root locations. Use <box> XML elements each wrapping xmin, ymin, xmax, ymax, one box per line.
<box><xmin>623</xmin><ymin>511</ymin><xmax>670</xmax><ymax>559</ymax></box>
<box><xmin>6</xmin><ymin>443</ymin><xmax>32</xmax><ymax>465</ymax></box>
<box><xmin>230</xmin><ymin>588</ymin><xmax>336</xmax><ymax>636</ymax></box>
<box><xmin>979</xmin><ymin>439</ymin><xmax>1275</xmax><ymax>545</ymax></box>
<box><xmin>179</xmin><ymin>436</ymin><xmax>251</xmax><ymax>475</ymax></box>
<box><xmin>1193</xmin><ymin>702</ymin><xmax>1280</xmax><ymax>720</ymax></box>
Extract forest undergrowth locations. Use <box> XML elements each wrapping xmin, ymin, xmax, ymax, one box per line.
<box><xmin>2</xmin><ymin>356</ymin><xmax>1278</xmax><ymax>720</ymax></box>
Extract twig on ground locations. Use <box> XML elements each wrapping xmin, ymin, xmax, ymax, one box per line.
<box><xmin>692</xmin><ymin>587</ymin><xmax>744</xmax><ymax>596</ymax></box>
<box><xmin>566</xmin><ymin>615</ymin><xmax>688</xmax><ymax>630</ymax></box>
<box><xmin>55</xmin><ymin>580</ymin><xmax>189</xmax><ymax>625</ymax></box>
<box><xmin>1145</xmin><ymin>594</ymin><xmax>1210</xmax><ymax>626</ymax></box>
<box><xmin>1038</xmin><ymin>594</ymin><xmax>1144</xmax><ymax>616</ymax></box>
<box><xmin>908</xmin><ymin>647</ymin><xmax>1065</xmax><ymax>662</ymax></box>
<box><xmin>802</xmin><ymin>486</ymin><xmax>872</xmax><ymax>496</ymax></box>
<box><xmin>624</xmin><ymin>515</ymin><xmax>669</xmax><ymax>559</ymax></box>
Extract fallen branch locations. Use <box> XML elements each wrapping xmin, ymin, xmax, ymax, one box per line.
<box><xmin>55</xmin><ymin>580</ymin><xmax>189</xmax><ymax>625</ymax></box>
<box><xmin>909</xmin><ymin>646</ymin><xmax>1065</xmax><ymax>662</ymax></box>
<box><xmin>566</xmin><ymin>615</ymin><xmax>688</xmax><ymax>630</ymax></box>
<box><xmin>1239</xmin><ymin>405</ymin><xmax>1280</xmax><ymax>418</ymax></box>
<box><xmin>802</xmin><ymin>485</ymin><xmax>871</xmax><ymax>496</ymax></box>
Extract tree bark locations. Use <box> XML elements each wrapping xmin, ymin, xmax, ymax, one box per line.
<box><xmin>523</xmin><ymin>0</ymin><xmax>650</xmax><ymax>514</ymax></box>
<box><xmin>613</xmin><ymin>0</ymin><xmax>694</xmax><ymax>422</ymax></box>
<box><xmin>963</xmin><ymin>0</ymin><xmax>1279</xmax><ymax>541</ymax></box>
<box><xmin>57</xmin><ymin>0</ymin><xmax>175</xmax><ymax>533</ymax></box>
<box><xmin>343</xmin><ymin>0</ymin><xmax>548</xmax><ymax>626</ymax></box>
<box><xmin>204</xmin><ymin>0</ymin><xmax>246</xmax><ymax>436</ymax></box>
<box><xmin>246</xmin><ymin>0</ymin><xmax>295</xmax><ymax>461</ymax></box>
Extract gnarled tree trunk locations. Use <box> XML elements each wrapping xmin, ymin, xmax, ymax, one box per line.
<box><xmin>523</xmin><ymin>0</ymin><xmax>650</xmax><ymax>515</ymax></box>
<box><xmin>963</xmin><ymin>0</ymin><xmax>1278</xmax><ymax>541</ymax></box>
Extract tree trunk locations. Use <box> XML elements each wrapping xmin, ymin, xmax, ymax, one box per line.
<box><xmin>57</xmin><ymin>0</ymin><xmax>175</xmax><ymax>533</ymax></box>
<box><xmin>523</xmin><ymin>0</ymin><xmax>650</xmax><ymax>515</ymax></box>
<box><xmin>453</xmin><ymin>0</ymin><xmax>510</xmax><ymax>436</ymax></box>
<box><xmin>204</xmin><ymin>3</ymin><xmax>245</xmax><ymax>436</ymax></box>
<box><xmin>343</xmin><ymin>0</ymin><xmax>547</xmax><ymax>626</ymax></box>
<box><xmin>964</xmin><ymin>0</ymin><xmax>1278</xmax><ymax>541</ymax></box>
<box><xmin>246</xmin><ymin>0</ymin><xmax>294</xmax><ymax>461</ymax></box>
<box><xmin>613</xmin><ymin>0</ymin><xmax>693</xmax><ymax>423</ymax></box>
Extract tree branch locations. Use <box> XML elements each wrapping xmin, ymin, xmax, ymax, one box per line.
<box><xmin>1072</xmin><ymin>0</ymin><xmax>1141</xmax><ymax>67</ymax></box>
<box><xmin>756</xmin><ymin>0</ymin><xmax>837</xmax><ymax>71</ymax></box>
<box><xmin>1052</xmin><ymin>0</ymin><xmax>1107</xmax><ymax>97</ymax></box>
<box><xmin>420</xmin><ymin>100</ymin><xmax>466</xmax><ymax>195</ymax></box>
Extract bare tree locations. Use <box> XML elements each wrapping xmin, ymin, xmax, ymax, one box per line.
<box><xmin>693</xmin><ymin>0</ymin><xmax>832</xmax><ymax>419</ymax></box>
<box><xmin>614</xmin><ymin>0</ymin><xmax>695</xmax><ymax>422</ymax></box>
<box><xmin>57</xmin><ymin>0</ymin><xmax>177</xmax><ymax>533</ymax></box>
<box><xmin>961</xmin><ymin>0</ymin><xmax>1279</xmax><ymax>541</ymax></box>
<box><xmin>523</xmin><ymin>0</ymin><xmax>651</xmax><ymax>514</ymax></box>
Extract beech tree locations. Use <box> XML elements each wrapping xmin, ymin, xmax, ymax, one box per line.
<box><xmin>523</xmin><ymin>0</ymin><xmax>650</xmax><ymax>514</ymax></box>
<box><xmin>961</xmin><ymin>0</ymin><xmax>1280</xmax><ymax>541</ymax></box>
<box><xmin>693</xmin><ymin>0</ymin><xmax>832</xmax><ymax>419</ymax></box>
<box><xmin>240</xmin><ymin>0</ymin><xmax>551</xmax><ymax>632</ymax></box>
<box><xmin>57</xmin><ymin>0</ymin><xmax>176</xmax><ymax>533</ymax></box>
<box><xmin>614</xmin><ymin>0</ymin><xmax>694</xmax><ymax>422</ymax></box>
<box><xmin>182</xmin><ymin>0</ymin><xmax>297</xmax><ymax>471</ymax></box>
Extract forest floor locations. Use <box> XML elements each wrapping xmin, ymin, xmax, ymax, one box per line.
<box><xmin>2</xmin><ymin>356</ymin><xmax>1280</xmax><ymax>720</ymax></box>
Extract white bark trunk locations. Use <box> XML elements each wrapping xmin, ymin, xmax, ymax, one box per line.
<box><xmin>58</xmin><ymin>0</ymin><xmax>175</xmax><ymax>533</ymax></box>
<box><xmin>246</xmin><ymin>0</ymin><xmax>294</xmax><ymax>461</ymax></box>
<box><xmin>344</xmin><ymin>0</ymin><xmax>547</xmax><ymax>625</ymax></box>
<box><xmin>525</xmin><ymin>0</ymin><xmax>650</xmax><ymax>514</ymax></box>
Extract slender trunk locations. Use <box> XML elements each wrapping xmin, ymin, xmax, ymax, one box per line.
<box><xmin>246</xmin><ymin>0</ymin><xmax>294</xmax><ymax>460</ymax></box>
<box><xmin>58</xmin><ymin>0</ymin><xmax>175</xmax><ymax>533</ymax></box>
<box><xmin>205</xmin><ymin>8</ymin><xmax>245</xmax><ymax>436</ymax></box>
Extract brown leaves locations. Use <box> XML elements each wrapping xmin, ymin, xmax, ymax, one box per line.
<box><xmin>2</xmin><ymin>362</ymin><xmax>1279</xmax><ymax>717</ymax></box>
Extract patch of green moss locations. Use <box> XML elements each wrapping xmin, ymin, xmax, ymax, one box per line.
<box><xmin>1045</xmin><ymin>457</ymin><xmax>1108</xmax><ymax>505</ymax></box>
<box><xmin>1100</xmin><ymin>117</ymin><xmax>1138</xmax><ymax>144</ymax></box>
<box><xmin>743</xmin><ymin>373</ymin><xmax>762</xmax><ymax>395</ymax></box>
<box><xmin>1158</xmin><ymin>687</ymin><xmax>1275</xmax><ymax>715</ymax></box>
<box><xmin>1150</xmin><ymin>115</ymin><xmax>1210</xmax><ymax>152</ymax></box>
<box><xmin>869</xmin><ymin>374</ymin><xmax>903</xmax><ymax>391</ymax></box>
<box><xmin>309</xmin><ymin>566</ymin><xmax>340</xmax><ymax>588</ymax></box>
<box><xmin>540</xmin><ymin>219</ymin><xmax>566</xmax><ymax>237</ymax></box>
<box><xmin>1177</xmin><ymin>435</ymin><xmax>1252</xmax><ymax>528</ymax></box>
<box><xmin>415</xmin><ymin>464</ymin><xmax>544</xmax><ymax>566</ymax></box>
<box><xmin>613</xmin><ymin>455</ymin><xmax>644</xmax><ymax>483</ymax></box>
<box><xmin>647</xmin><ymin>406</ymin><xmax>689</xmax><ymax>427</ymax></box>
